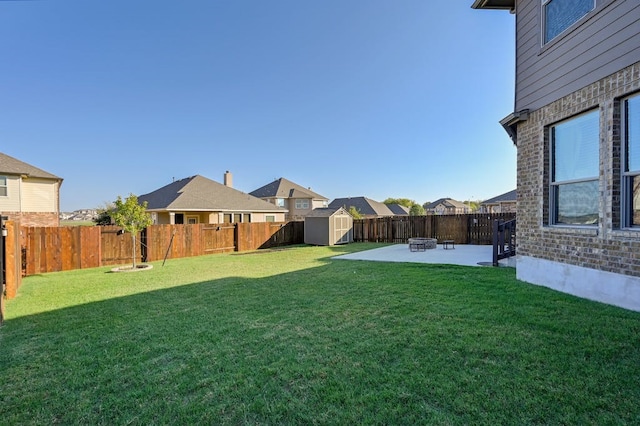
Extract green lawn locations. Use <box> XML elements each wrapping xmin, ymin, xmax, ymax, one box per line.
<box><xmin>2</xmin><ymin>243</ymin><xmax>639</xmax><ymax>424</ymax></box>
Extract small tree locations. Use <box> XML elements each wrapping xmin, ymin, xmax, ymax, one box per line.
<box><xmin>348</xmin><ymin>206</ymin><xmax>363</xmax><ymax>219</ymax></box>
<box><xmin>112</xmin><ymin>194</ymin><xmax>153</xmax><ymax>268</ymax></box>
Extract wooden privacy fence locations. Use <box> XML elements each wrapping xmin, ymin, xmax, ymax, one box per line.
<box><xmin>352</xmin><ymin>213</ymin><xmax>516</xmax><ymax>245</ymax></box>
<box><xmin>20</xmin><ymin>221</ymin><xmax>304</xmax><ymax>277</ymax></box>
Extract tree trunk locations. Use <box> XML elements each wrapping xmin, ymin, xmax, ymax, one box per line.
<box><xmin>132</xmin><ymin>233</ymin><xmax>137</xmax><ymax>268</ymax></box>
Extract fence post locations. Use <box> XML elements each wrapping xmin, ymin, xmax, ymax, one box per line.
<box><xmin>493</xmin><ymin>219</ymin><xmax>500</xmax><ymax>267</ymax></box>
<box><xmin>4</xmin><ymin>221</ymin><xmax>21</xmax><ymax>299</ymax></box>
<box><xmin>1</xmin><ymin>215</ymin><xmax>5</xmax><ymax>325</ymax></box>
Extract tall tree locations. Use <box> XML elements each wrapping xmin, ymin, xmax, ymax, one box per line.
<box><xmin>112</xmin><ymin>194</ymin><xmax>153</xmax><ymax>268</ymax></box>
<box><xmin>410</xmin><ymin>204</ymin><xmax>426</xmax><ymax>216</ymax></box>
<box><xmin>383</xmin><ymin>198</ymin><xmax>414</xmax><ymax>208</ymax></box>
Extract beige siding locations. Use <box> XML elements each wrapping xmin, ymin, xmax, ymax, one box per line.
<box><xmin>22</xmin><ymin>178</ymin><xmax>59</xmax><ymax>212</ymax></box>
<box><xmin>0</xmin><ymin>176</ymin><xmax>21</xmax><ymax>211</ymax></box>
<box><xmin>515</xmin><ymin>0</ymin><xmax>640</xmax><ymax>112</ymax></box>
<box><xmin>153</xmin><ymin>211</ymin><xmax>284</xmax><ymax>224</ymax></box>
<box><xmin>252</xmin><ymin>212</ymin><xmax>286</xmax><ymax>222</ymax></box>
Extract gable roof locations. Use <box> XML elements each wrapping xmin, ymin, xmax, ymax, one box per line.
<box><xmin>249</xmin><ymin>177</ymin><xmax>328</xmax><ymax>200</ymax></box>
<box><xmin>424</xmin><ymin>198</ymin><xmax>469</xmax><ymax>210</ymax></box>
<box><xmin>328</xmin><ymin>197</ymin><xmax>395</xmax><ymax>216</ymax></box>
<box><xmin>0</xmin><ymin>152</ymin><xmax>62</xmax><ymax>180</ymax></box>
<box><xmin>138</xmin><ymin>175</ymin><xmax>286</xmax><ymax>212</ymax></box>
<box><xmin>482</xmin><ymin>189</ymin><xmax>517</xmax><ymax>204</ymax></box>
<box><xmin>387</xmin><ymin>204</ymin><xmax>410</xmax><ymax>215</ymax></box>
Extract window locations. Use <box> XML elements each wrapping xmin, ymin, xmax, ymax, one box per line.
<box><xmin>265</xmin><ymin>215</ymin><xmax>275</xmax><ymax>222</ymax></box>
<box><xmin>187</xmin><ymin>216</ymin><xmax>198</xmax><ymax>225</ymax></box>
<box><xmin>275</xmin><ymin>198</ymin><xmax>285</xmax><ymax>207</ymax></box>
<box><xmin>295</xmin><ymin>199</ymin><xmax>309</xmax><ymax>209</ymax></box>
<box><xmin>543</xmin><ymin>0</ymin><xmax>594</xmax><ymax>44</ymax></box>
<box><xmin>623</xmin><ymin>93</ymin><xmax>640</xmax><ymax>228</ymax></box>
<box><xmin>550</xmin><ymin>110</ymin><xmax>599</xmax><ymax>225</ymax></box>
<box><xmin>0</xmin><ymin>176</ymin><xmax>6</xmax><ymax>196</ymax></box>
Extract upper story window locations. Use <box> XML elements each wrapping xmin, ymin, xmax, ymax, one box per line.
<box><xmin>550</xmin><ymin>110</ymin><xmax>600</xmax><ymax>225</ymax></box>
<box><xmin>623</xmin><ymin>93</ymin><xmax>640</xmax><ymax>228</ymax></box>
<box><xmin>295</xmin><ymin>199</ymin><xmax>309</xmax><ymax>209</ymax></box>
<box><xmin>275</xmin><ymin>198</ymin><xmax>285</xmax><ymax>207</ymax></box>
<box><xmin>0</xmin><ymin>176</ymin><xmax>7</xmax><ymax>196</ymax></box>
<box><xmin>543</xmin><ymin>0</ymin><xmax>594</xmax><ymax>44</ymax></box>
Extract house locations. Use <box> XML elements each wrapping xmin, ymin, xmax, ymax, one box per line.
<box><xmin>424</xmin><ymin>198</ymin><xmax>470</xmax><ymax>215</ymax></box>
<box><xmin>304</xmin><ymin>207</ymin><xmax>353</xmax><ymax>246</ymax></box>
<box><xmin>138</xmin><ymin>173</ymin><xmax>287</xmax><ymax>224</ymax></box>
<box><xmin>472</xmin><ymin>1</ymin><xmax>640</xmax><ymax>311</ymax></box>
<box><xmin>328</xmin><ymin>197</ymin><xmax>395</xmax><ymax>218</ymax></box>
<box><xmin>0</xmin><ymin>152</ymin><xmax>62</xmax><ymax>227</ymax></box>
<box><xmin>249</xmin><ymin>177</ymin><xmax>329</xmax><ymax>220</ymax></box>
<box><xmin>480</xmin><ymin>190</ymin><xmax>516</xmax><ymax>214</ymax></box>
<box><xmin>387</xmin><ymin>204</ymin><xmax>410</xmax><ymax>216</ymax></box>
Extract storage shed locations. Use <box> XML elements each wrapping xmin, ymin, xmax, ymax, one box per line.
<box><xmin>304</xmin><ymin>207</ymin><xmax>353</xmax><ymax>246</ymax></box>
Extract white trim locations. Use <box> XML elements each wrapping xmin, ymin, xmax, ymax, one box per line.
<box><xmin>517</xmin><ymin>255</ymin><xmax>640</xmax><ymax>312</ymax></box>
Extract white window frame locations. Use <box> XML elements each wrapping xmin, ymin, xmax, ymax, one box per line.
<box><xmin>549</xmin><ymin>109</ymin><xmax>600</xmax><ymax>226</ymax></box>
<box><xmin>275</xmin><ymin>198</ymin><xmax>285</xmax><ymax>207</ymax></box>
<box><xmin>0</xmin><ymin>176</ymin><xmax>6</xmax><ymax>197</ymax></box>
<box><xmin>265</xmin><ymin>215</ymin><xmax>275</xmax><ymax>222</ymax></box>
<box><xmin>542</xmin><ymin>0</ymin><xmax>595</xmax><ymax>45</ymax></box>
<box><xmin>295</xmin><ymin>199</ymin><xmax>310</xmax><ymax>210</ymax></box>
<box><xmin>187</xmin><ymin>216</ymin><xmax>199</xmax><ymax>225</ymax></box>
<box><xmin>622</xmin><ymin>93</ymin><xmax>640</xmax><ymax>229</ymax></box>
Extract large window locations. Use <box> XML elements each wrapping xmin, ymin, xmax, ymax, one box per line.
<box><xmin>543</xmin><ymin>0</ymin><xmax>594</xmax><ymax>44</ymax></box>
<box><xmin>295</xmin><ymin>199</ymin><xmax>309</xmax><ymax>209</ymax></box>
<box><xmin>0</xmin><ymin>176</ymin><xmax>6</xmax><ymax>196</ymax></box>
<box><xmin>623</xmin><ymin>93</ymin><xmax>640</xmax><ymax>228</ymax></box>
<box><xmin>550</xmin><ymin>110</ymin><xmax>599</xmax><ymax>225</ymax></box>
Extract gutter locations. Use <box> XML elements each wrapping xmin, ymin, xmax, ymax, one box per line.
<box><xmin>499</xmin><ymin>109</ymin><xmax>529</xmax><ymax>146</ymax></box>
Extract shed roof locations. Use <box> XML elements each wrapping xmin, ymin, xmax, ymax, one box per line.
<box><xmin>305</xmin><ymin>207</ymin><xmax>351</xmax><ymax>218</ymax></box>
<box><xmin>0</xmin><ymin>152</ymin><xmax>62</xmax><ymax>180</ymax></box>
<box><xmin>139</xmin><ymin>175</ymin><xmax>286</xmax><ymax>212</ymax></box>
<box><xmin>250</xmin><ymin>177</ymin><xmax>328</xmax><ymax>200</ymax></box>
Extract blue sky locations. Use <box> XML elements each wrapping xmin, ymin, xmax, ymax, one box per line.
<box><xmin>0</xmin><ymin>1</ymin><xmax>515</xmax><ymax>211</ymax></box>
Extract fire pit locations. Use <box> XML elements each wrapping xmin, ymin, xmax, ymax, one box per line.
<box><xmin>408</xmin><ymin>238</ymin><xmax>437</xmax><ymax>251</ymax></box>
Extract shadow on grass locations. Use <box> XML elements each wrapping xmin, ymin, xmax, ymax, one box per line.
<box><xmin>1</xmin><ymin>250</ymin><xmax>639</xmax><ymax>424</ymax></box>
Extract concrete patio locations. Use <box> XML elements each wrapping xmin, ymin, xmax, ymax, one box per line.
<box><xmin>333</xmin><ymin>243</ymin><xmax>516</xmax><ymax>268</ymax></box>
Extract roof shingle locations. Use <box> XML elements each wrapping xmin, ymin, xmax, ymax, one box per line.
<box><xmin>139</xmin><ymin>175</ymin><xmax>287</xmax><ymax>212</ymax></box>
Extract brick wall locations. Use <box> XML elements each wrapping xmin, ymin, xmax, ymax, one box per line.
<box><xmin>517</xmin><ymin>61</ymin><xmax>640</xmax><ymax>278</ymax></box>
<box><xmin>2</xmin><ymin>212</ymin><xmax>59</xmax><ymax>227</ymax></box>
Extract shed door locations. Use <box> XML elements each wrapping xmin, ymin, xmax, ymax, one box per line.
<box><xmin>334</xmin><ymin>215</ymin><xmax>351</xmax><ymax>244</ymax></box>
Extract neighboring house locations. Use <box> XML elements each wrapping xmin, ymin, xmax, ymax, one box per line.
<box><xmin>0</xmin><ymin>152</ymin><xmax>62</xmax><ymax>227</ymax></box>
<box><xmin>138</xmin><ymin>174</ymin><xmax>287</xmax><ymax>224</ymax></box>
<box><xmin>472</xmin><ymin>0</ymin><xmax>640</xmax><ymax>311</ymax></box>
<box><xmin>386</xmin><ymin>204</ymin><xmax>410</xmax><ymax>216</ymax></box>
<box><xmin>249</xmin><ymin>177</ymin><xmax>329</xmax><ymax>220</ymax></box>
<box><xmin>424</xmin><ymin>198</ymin><xmax>470</xmax><ymax>215</ymax></box>
<box><xmin>329</xmin><ymin>197</ymin><xmax>395</xmax><ymax>218</ymax></box>
<box><xmin>480</xmin><ymin>190</ymin><xmax>516</xmax><ymax>214</ymax></box>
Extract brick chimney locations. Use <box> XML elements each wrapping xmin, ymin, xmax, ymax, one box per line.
<box><xmin>224</xmin><ymin>170</ymin><xmax>233</xmax><ymax>188</ymax></box>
